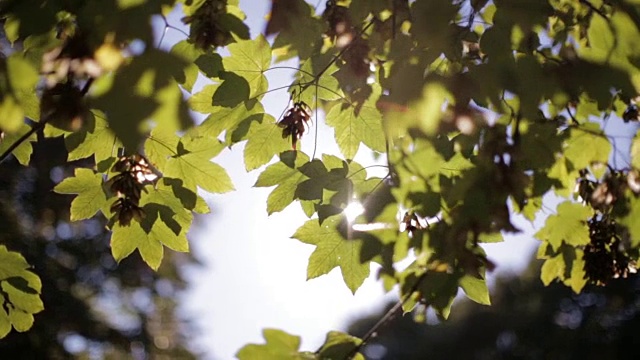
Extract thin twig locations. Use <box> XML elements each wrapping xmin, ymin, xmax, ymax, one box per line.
<box><xmin>341</xmin><ymin>271</ymin><xmax>429</xmax><ymax>360</ymax></box>
<box><xmin>299</xmin><ymin>19</ymin><xmax>375</xmax><ymax>94</ymax></box>
<box><xmin>579</xmin><ymin>0</ymin><xmax>609</xmax><ymax>21</ymax></box>
<box><xmin>0</xmin><ymin>78</ymin><xmax>94</xmax><ymax>164</ymax></box>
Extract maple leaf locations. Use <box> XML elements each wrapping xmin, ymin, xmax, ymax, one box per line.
<box><xmin>292</xmin><ymin>215</ymin><xmax>370</xmax><ymax>293</ymax></box>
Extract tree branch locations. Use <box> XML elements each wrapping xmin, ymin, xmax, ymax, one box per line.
<box><xmin>0</xmin><ymin>78</ymin><xmax>94</xmax><ymax>164</ymax></box>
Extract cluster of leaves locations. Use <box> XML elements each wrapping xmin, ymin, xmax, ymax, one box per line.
<box><xmin>0</xmin><ymin>246</ymin><xmax>44</xmax><ymax>338</ymax></box>
<box><xmin>3</xmin><ymin>0</ymin><xmax>640</xmax><ymax>357</ymax></box>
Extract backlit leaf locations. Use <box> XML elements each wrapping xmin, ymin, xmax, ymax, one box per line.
<box><xmin>534</xmin><ymin>201</ymin><xmax>591</xmax><ymax>251</ymax></box>
<box><xmin>222</xmin><ymin>35</ymin><xmax>271</xmax><ymax>99</ymax></box>
<box><xmin>0</xmin><ymin>246</ymin><xmax>43</xmax><ymax>338</ymax></box>
<box><xmin>292</xmin><ymin>215</ymin><xmax>370</xmax><ymax>293</ymax></box>
<box><xmin>236</xmin><ymin>328</ymin><xmax>313</xmax><ymax>360</ymax></box>
<box><xmin>325</xmin><ymin>86</ymin><xmax>386</xmax><ymax>159</ymax></box>
<box><xmin>54</xmin><ymin>168</ymin><xmax>109</xmax><ymax>221</ymax></box>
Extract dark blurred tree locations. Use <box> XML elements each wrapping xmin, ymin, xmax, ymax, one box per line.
<box><xmin>347</xmin><ymin>261</ymin><xmax>640</xmax><ymax>360</ymax></box>
<box><xmin>0</xmin><ymin>136</ymin><xmax>198</xmax><ymax>358</ymax></box>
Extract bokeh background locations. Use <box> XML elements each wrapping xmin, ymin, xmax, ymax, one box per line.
<box><xmin>2</xmin><ymin>1</ymin><xmax>640</xmax><ymax>360</ymax></box>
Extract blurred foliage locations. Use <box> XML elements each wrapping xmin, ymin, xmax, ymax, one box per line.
<box><xmin>347</xmin><ymin>258</ymin><xmax>640</xmax><ymax>360</ymax></box>
<box><xmin>2</xmin><ymin>0</ymin><xmax>640</xmax><ymax>357</ymax></box>
<box><xmin>0</xmin><ymin>137</ymin><xmax>198</xmax><ymax>358</ymax></box>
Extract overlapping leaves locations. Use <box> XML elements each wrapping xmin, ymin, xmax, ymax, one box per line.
<box><xmin>0</xmin><ymin>246</ymin><xmax>44</xmax><ymax>337</ymax></box>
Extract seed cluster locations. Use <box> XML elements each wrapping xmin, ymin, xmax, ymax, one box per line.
<box><xmin>182</xmin><ymin>0</ymin><xmax>231</xmax><ymax>49</ymax></box>
<box><xmin>584</xmin><ymin>216</ymin><xmax>632</xmax><ymax>285</ymax></box>
<box><xmin>576</xmin><ymin>168</ymin><xmax>637</xmax><ymax>285</ymax></box>
<box><xmin>108</xmin><ymin>155</ymin><xmax>157</xmax><ymax>226</ymax></box>
<box><xmin>278</xmin><ymin>101</ymin><xmax>311</xmax><ymax>150</ymax></box>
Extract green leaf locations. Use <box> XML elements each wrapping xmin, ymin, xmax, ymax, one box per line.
<box><xmin>564</xmin><ymin>123</ymin><xmax>611</xmax><ymax>170</ymax></box>
<box><xmin>539</xmin><ymin>245</ymin><xmax>587</xmax><ymax>293</ymax></box>
<box><xmin>66</xmin><ymin>111</ymin><xmax>121</xmax><ymax>163</ymax></box>
<box><xmin>164</xmin><ymin>135</ymin><xmax>234</xmax><ymax>194</ymax></box>
<box><xmin>243</xmin><ymin>114</ymin><xmax>291</xmax><ymax>171</ymax></box>
<box><xmin>459</xmin><ymin>275</ymin><xmax>491</xmax><ymax>305</ymax></box>
<box><xmin>317</xmin><ymin>331</ymin><xmax>364</xmax><ymax>360</ymax></box>
<box><xmin>110</xmin><ymin>181</ymin><xmax>194</xmax><ymax>268</ymax></box>
<box><xmin>190</xmin><ymin>87</ymin><xmax>265</xmax><ymax>140</ymax></box>
<box><xmin>170</xmin><ymin>40</ymin><xmax>223</xmax><ymax>92</ymax></box>
<box><xmin>619</xmin><ymin>193</ymin><xmax>640</xmax><ymax>247</ymax></box>
<box><xmin>325</xmin><ymin>86</ymin><xmax>386</xmax><ymax>159</ymax></box>
<box><xmin>111</xmin><ymin>221</ymin><xmax>164</xmax><ymax>270</ymax></box>
<box><xmin>292</xmin><ymin>215</ymin><xmax>370</xmax><ymax>293</ymax></box>
<box><xmin>255</xmin><ymin>151</ymin><xmax>310</xmax><ymax>214</ymax></box>
<box><xmin>535</xmin><ymin>201</ymin><xmax>591</xmax><ymax>251</ymax></box>
<box><xmin>144</xmin><ymin>126</ymin><xmax>180</xmax><ymax>172</ymax></box>
<box><xmin>93</xmin><ymin>49</ymin><xmax>192</xmax><ymax>151</ymax></box>
<box><xmin>0</xmin><ymin>123</ymin><xmax>35</xmax><ymax>165</ymax></box>
<box><xmin>0</xmin><ymin>246</ymin><xmax>44</xmax><ymax>338</ymax></box>
<box><xmin>189</xmin><ymin>84</ymin><xmax>218</xmax><ymax>114</ymax></box>
<box><xmin>236</xmin><ymin>328</ymin><xmax>312</xmax><ymax>360</ymax></box>
<box><xmin>222</xmin><ymin>35</ymin><xmax>271</xmax><ymax>99</ymax></box>
<box><xmin>292</xmin><ymin>60</ymin><xmax>344</xmax><ymax>104</ymax></box>
<box><xmin>0</xmin><ymin>95</ymin><xmax>24</xmax><ymax>133</ymax></box>
<box><xmin>54</xmin><ymin>168</ymin><xmax>109</xmax><ymax>221</ymax></box>
<box><xmin>540</xmin><ymin>252</ymin><xmax>565</xmax><ymax>286</ymax></box>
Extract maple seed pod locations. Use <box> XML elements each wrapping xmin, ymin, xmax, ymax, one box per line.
<box><xmin>183</xmin><ymin>0</ymin><xmax>232</xmax><ymax>49</ymax></box>
<box><xmin>107</xmin><ymin>154</ymin><xmax>158</xmax><ymax>226</ymax></box>
<box><xmin>583</xmin><ymin>217</ymin><xmax>633</xmax><ymax>285</ymax></box>
<box><xmin>110</xmin><ymin>198</ymin><xmax>145</xmax><ymax>227</ymax></box>
<box><xmin>278</xmin><ymin>101</ymin><xmax>311</xmax><ymax>150</ymax></box>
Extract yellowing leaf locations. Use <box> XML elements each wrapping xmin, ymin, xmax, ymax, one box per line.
<box><xmin>631</xmin><ymin>131</ymin><xmax>640</xmax><ymax>170</ymax></box>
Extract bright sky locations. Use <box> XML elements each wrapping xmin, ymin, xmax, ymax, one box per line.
<box><xmin>159</xmin><ymin>2</ymin><xmax>541</xmax><ymax>359</ymax></box>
